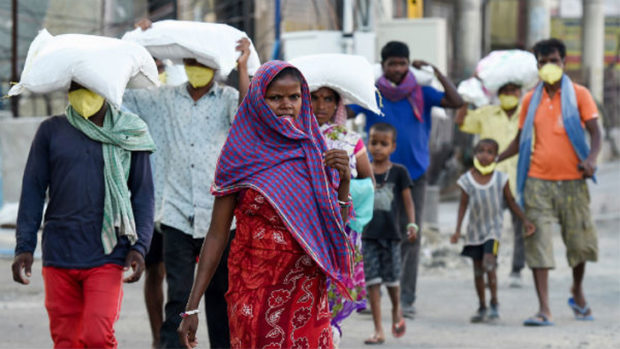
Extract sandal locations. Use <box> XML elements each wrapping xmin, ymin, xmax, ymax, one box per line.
<box><xmin>568</xmin><ymin>297</ymin><xmax>594</xmax><ymax>321</ymax></box>
<box><xmin>364</xmin><ymin>334</ymin><xmax>385</xmax><ymax>345</ymax></box>
<box><xmin>392</xmin><ymin>318</ymin><xmax>406</xmax><ymax>338</ymax></box>
<box><xmin>523</xmin><ymin>313</ymin><xmax>554</xmax><ymax>326</ymax></box>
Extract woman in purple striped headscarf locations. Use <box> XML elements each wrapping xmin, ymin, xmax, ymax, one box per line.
<box><xmin>178</xmin><ymin>61</ymin><xmax>354</xmax><ymax>349</ymax></box>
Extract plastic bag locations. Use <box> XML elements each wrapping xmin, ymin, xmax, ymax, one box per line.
<box><xmin>122</xmin><ymin>20</ymin><xmax>261</xmax><ymax>78</ymax></box>
<box><xmin>457</xmin><ymin>77</ymin><xmax>491</xmax><ymax>107</ymax></box>
<box><xmin>290</xmin><ymin>54</ymin><xmax>381</xmax><ymax>114</ymax></box>
<box><xmin>476</xmin><ymin>50</ymin><xmax>539</xmax><ymax>93</ymax></box>
<box><xmin>348</xmin><ymin>177</ymin><xmax>375</xmax><ymax>233</ymax></box>
<box><xmin>8</xmin><ymin>29</ymin><xmax>158</xmax><ymax>108</ymax></box>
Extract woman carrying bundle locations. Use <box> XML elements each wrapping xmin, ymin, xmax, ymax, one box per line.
<box><xmin>311</xmin><ymin>85</ymin><xmax>374</xmax><ymax>343</ymax></box>
<box><xmin>177</xmin><ymin>61</ymin><xmax>354</xmax><ymax>349</ymax></box>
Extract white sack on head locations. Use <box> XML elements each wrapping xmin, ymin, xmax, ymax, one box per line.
<box><xmin>372</xmin><ymin>63</ymin><xmax>434</xmax><ymax>86</ymax></box>
<box><xmin>291</xmin><ymin>54</ymin><xmax>380</xmax><ymax>115</ymax></box>
<box><xmin>457</xmin><ymin>77</ymin><xmax>490</xmax><ymax>108</ymax></box>
<box><xmin>8</xmin><ymin>29</ymin><xmax>159</xmax><ymax>108</ymax></box>
<box><xmin>476</xmin><ymin>50</ymin><xmax>538</xmax><ymax>93</ymax></box>
<box><xmin>122</xmin><ymin>20</ymin><xmax>261</xmax><ymax>78</ymax></box>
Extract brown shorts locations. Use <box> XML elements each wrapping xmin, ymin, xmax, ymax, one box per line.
<box><xmin>523</xmin><ymin>177</ymin><xmax>598</xmax><ymax>268</ymax></box>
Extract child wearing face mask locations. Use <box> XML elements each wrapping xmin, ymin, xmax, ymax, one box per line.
<box><xmin>451</xmin><ymin>139</ymin><xmax>535</xmax><ymax>323</ymax></box>
<box><xmin>455</xmin><ymin>82</ymin><xmax>527</xmax><ymax>287</ymax></box>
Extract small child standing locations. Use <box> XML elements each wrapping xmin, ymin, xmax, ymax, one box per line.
<box><xmin>363</xmin><ymin>123</ymin><xmax>418</xmax><ymax>345</ymax></box>
<box><xmin>451</xmin><ymin>138</ymin><xmax>535</xmax><ymax>323</ymax></box>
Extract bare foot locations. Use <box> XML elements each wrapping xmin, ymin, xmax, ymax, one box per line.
<box><xmin>364</xmin><ymin>332</ymin><xmax>385</xmax><ymax>345</ymax></box>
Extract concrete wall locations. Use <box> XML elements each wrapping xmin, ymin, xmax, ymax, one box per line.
<box><xmin>0</xmin><ymin>117</ymin><xmax>47</xmax><ymax>203</ymax></box>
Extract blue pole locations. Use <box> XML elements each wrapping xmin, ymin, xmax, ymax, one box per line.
<box><xmin>271</xmin><ymin>0</ymin><xmax>281</xmax><ymax>60</ymax></box>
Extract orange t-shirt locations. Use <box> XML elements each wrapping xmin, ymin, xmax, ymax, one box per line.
<box><xmin>518</xmin><ymin>83</ymin><xmax>599</xmax><ymax>180</ymax></box>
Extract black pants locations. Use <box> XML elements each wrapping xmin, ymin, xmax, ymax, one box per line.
<box><xmin>159</xmin><ymin>225</ymin><xmax>233</xmax><ymax>349</ymax></box>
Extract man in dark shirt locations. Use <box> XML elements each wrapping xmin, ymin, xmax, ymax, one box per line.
<box><xmin>11</xmin><ymin>82</ymin><xmax>155</xmax><ymax>349</ymax></box>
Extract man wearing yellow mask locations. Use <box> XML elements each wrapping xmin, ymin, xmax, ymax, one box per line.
<box><xmin>498</xmin><ymin>38</ymin><xmax>601</xmax><ymax>327</ymax></box>
<box><xmin>456</xmin><ymin>82</ymin><xmax>525</xmax><ymax>288</ymax></box>
<box><xmin>13</xmin><ymin>81</ymin><xmax>156</xmax><ymax>348</ymax></box>
<box><xmin>123</xmin><ymin>18</ymin><xmax>251</xmax><ymax>349</ymax></box>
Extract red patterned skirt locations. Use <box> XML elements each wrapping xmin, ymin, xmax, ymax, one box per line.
<box><xmin>227</xmin><ymin>189</ymin><xmax>333</xmax><ymax>349</ymax></box>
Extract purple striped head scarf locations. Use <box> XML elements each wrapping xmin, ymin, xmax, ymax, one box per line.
<box><xmin>212</xmin><ymin>60</ymin><xmax>354</xmax><ymax>296</ymax></box>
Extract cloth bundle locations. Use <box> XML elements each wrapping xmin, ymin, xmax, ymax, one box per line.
<box><xmin>8</xmin><ymin>29</ymin><xmax>159</xmax><ymax>107</ymax></box>
<box><xmin>476</xmin><ymin>49</ymin><xmax>539</xmax><ymax>93</ymax></box>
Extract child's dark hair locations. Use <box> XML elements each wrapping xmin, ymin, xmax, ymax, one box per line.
<box><xmin>474</xmin><ymin>138</ymin><xmax>499</xmax><ymax>154</ymax></box>
<box><xmin>370</xmin><ymin>122</ymin><xmax>397</xmax><ymax>141</ymax></box>
<box><xmin>381</xmin><ymin>41</ymin><xmax>409</xmax><ymax>62</ymax></box>
<box><xmin>267</xmin><ymin>67</ymin><xmax>304</xmax><ymax>90</ymax></box>
<box><xmin>532</xmin><ymin>38</ymin><xmax>566</xmax><ymax>60</ymax></box>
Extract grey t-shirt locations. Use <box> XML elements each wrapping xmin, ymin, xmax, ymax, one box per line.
<box><xmin>457</xmin><ymin>170</ymin><xmax>509</xmax><ymax>246</ymax></box>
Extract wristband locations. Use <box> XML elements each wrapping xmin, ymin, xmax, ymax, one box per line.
<box><xmin>407</xmin><ymin>223</ymin><xmax>419</xmax><ymax>232</ymax></box>
<box><xmin>180</xmin><ymin>309</ymin><xmax>200</xmax><ymax>318</ymax></box>
<box><xmin>338</xmin><ymin>194</ymin><xmax>353</xmax><ymax>208</ymax></box>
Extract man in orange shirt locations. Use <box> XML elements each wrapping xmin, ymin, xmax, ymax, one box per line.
<box><xmin>498</xmin><ymin>38</ymin><xmax>600</xmax><ymax>326</ymax></box>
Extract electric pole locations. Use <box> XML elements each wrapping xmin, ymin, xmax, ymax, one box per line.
<box><xmin>11</xmin><ymin>0</ymin><xmax>19</xmax><ymax>117</ymax></box>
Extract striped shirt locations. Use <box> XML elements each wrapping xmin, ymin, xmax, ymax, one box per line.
<box><xmin>457</xmin><ymin>170</ymin><xmax>509</xmax><ymax>246</ymax></box>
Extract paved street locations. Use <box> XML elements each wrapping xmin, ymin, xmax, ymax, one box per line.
<box><xmin>1</xmin><ymin>161</ymin><xmax>619</xmax><ymax>348</ymax></box>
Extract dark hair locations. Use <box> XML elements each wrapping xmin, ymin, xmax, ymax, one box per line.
<box><xmin>370</xmin><ymin>122</ymin><xmax>397</xmax><ymax>141</ymax></box>
<box><xmin>497</xmin><ymin>82</ymin><xmax>521</xmax><ymax>94</ymax></box>
<box><xmin>311</xmin><ymin>87</ymin><xmax>341</xmax><ymax>104</ymax></box>
<box><xmin>267</xmin><ymin>67</ymin><xmax>304</xmax><ymax>90</ymax></box>
<box><xmin>381</xmin><ymin>41</ymin><xmax>410</xmax><ymax>62</ymax></box>
<box><xmin>532</xmin><ymin>38</ymin><xmax>566</xmax><ymax>60</ymax></box>
<box><xmin>474</xmin><ymin>138</ymin><xmax>499</xmax><ymax>154</ymax></box>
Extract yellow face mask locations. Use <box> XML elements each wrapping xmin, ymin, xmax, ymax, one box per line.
<box><xmin>498</xmin><ymin>94</ymin><xmax>519</xmax><ymax>111</ymax></box>
<box><xmin>538</xmin><ymin>63</ymin><xmax>563</xmax><ymax>85</ymax></box>
<box><xmin>184</xmin><ymin>65</ymin><xmax>214</xmax><ymax>88</ymax></box>
<box><xmin>473</xmin><ymin>157</ymin><xmax>496</xmax><ymax>175</ymax></box>
<box><xmin>158</xmin><ymin>72</ymin><xmax>167</xmax><ymax>85</ymax></box>
<box><xmin>68</xmin><ymin>89</ymin><xmax>105</xmax><ymax>119</ymax></box>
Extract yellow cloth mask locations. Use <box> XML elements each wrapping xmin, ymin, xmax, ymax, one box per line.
<box><xmin>498</xmin><ymin>94</ymin><xmax>519</xmax><ymax>110</ymax></box>
<box><xmin>68</xmin><ymin>89</ymin><xmax>105</xmax><ymax>119</ymax></box>
<box><xmin>185</xmin><ymin>65</ymin><xmax>214</xmax><ymax>88</ymax></box>
<box><xmin>158</xmin><ymin>72</ymin><xmax>167</xmax><ymax>85</ymax></box>
<box><xmin>473</xmin><ymin>157</ymin><xmax>496</xmax><ymax>175</ymax></box>
<box><xmin>538</xmin><ymin>63</ymin><xmax>563</xmax><ymax>85</ymax></box>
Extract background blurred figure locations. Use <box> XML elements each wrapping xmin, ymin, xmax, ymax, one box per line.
<box><xmin>350</xmin><ymin>41</ymin><xmax>464</xmax><ymax>319</ymax></box>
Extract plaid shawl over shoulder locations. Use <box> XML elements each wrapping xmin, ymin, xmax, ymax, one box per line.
<box><xmin>212</xmin><ymin>61</ymin><xmax>354</xmax><ymax>295</ymax></box>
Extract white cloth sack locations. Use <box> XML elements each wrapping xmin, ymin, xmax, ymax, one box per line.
<box><xmin>8</xmin><ymin>29</ymin><xmax>158</xmax><ymax>108</ymax></box>
<box><xmin>122</xmin><ymin>20</ymin><xmax>261</xmax><ymax>78</ymax></box>
<box><xmin>372</xmin><ymin>63</ymin><xmax>435</xmax><ymax>86</ymax></box>
<box><xmin>476</xmin><ymin>50</ymin><xmax>539</xmax><ymax>93</ymax></box>
<box><xmin>457</xmin><ymin>77</ymin><xmax>490</xmax><ymax>108</ymax></box>
<box><xmin>291</xmin><ymin>54</ymin><xmax>381</xmax><ymax>115</ymax></box>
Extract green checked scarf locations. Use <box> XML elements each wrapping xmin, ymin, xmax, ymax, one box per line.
<box><xmin>65</xmin><ymin>104</ymin><xmax>156</xmax><ymax>254</ymax></box>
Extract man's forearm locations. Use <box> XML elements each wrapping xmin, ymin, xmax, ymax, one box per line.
<box><xmin>435</xmin><ymin>68</ymin><xmax>464</xmax><ymax>108</ymax></box>
<box><xmin>497</xmin><ymin>131</ymin><xmax>521</xmax><ymax>162</ymax></box>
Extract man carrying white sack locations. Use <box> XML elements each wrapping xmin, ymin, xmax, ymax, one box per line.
<box><xmin>123</xmin><ymin>19</ymin><xmax>251</xmax><ymax>349</ymax></box>
<box><xmin>11</xmin><ymin>34</ymin><xmax>157</xmax><ymax>348</ymax></box>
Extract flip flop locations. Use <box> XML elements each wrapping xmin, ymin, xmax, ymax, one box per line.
<box><xmin>392</xmin><ymin>318</ymin><xmax>406</xmax><ymax>338</ymax></box>
<box><xmin>364</xmin><ymin>334</ymin><xmax>385</xmax><ymax>345</ymax></box>
<box><xmin>568</xmin><ymin>297</ymin><xmax>594</xmax><ymax>321</ymax></box>
<box><xmin>523</xmin><ymin>313</ymin><xmax>554</xmax><ymax>326</ymax></box>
